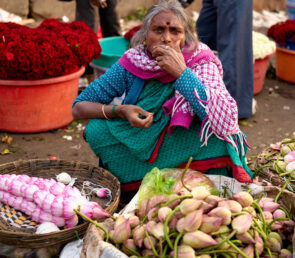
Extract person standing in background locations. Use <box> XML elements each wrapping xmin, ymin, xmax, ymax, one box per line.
<box><xmin>196</xmin><ymin>0</ymin><xmax>253</xmax><ymax>118</ymax></box>
<box><xmin>76</xmin><ymin>0</ymin><xmax>120</xmax><ymax>37</ymax></box>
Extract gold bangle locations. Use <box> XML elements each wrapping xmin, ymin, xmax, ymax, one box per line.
<box><xmin>101</xmin><ymin>104</ymin><xmax>110</xmax><ymax>120</ymax></box>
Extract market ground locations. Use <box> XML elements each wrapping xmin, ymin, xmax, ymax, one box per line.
<box><xmin>1</xmin><ymin>69</ymin><xmax>295</xmax><ymax>169</ymax></box>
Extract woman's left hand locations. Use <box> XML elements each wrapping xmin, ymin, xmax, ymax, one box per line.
<box><xmin>152</xmin><ymin>45</ymin><xmax>187</xmax><ymax>78</ymax></box>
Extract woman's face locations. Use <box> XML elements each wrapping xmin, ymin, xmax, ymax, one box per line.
<box><xmin>146</xmin><ymin>11</ymin><xmax>186</xmax><ymax>53</ymax></box>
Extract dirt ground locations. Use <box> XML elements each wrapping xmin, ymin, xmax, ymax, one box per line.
<box><xmin>1</xmin><ymin>73</ymin><xmax>295</xmax><ymax>169</ymax></box>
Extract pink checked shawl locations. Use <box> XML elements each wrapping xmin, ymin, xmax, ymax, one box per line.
<box><xmin>119</xmin><ymin>42</ymin><xmax>241</xmax><ymax>147</ymax></box>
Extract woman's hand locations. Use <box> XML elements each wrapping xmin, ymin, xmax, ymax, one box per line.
<box><xmin>90</xmin><ymin>0</ymin><xmax>107</xmax><ymax>8</ymax></box>
<box><xmin>152</xmin><ymin>45</ymin><xmax>187</xmax><ymax>78</ymax></box>
<box><xmin>117</xmin><ymin>105</ymin><xmax>153</xmax><ymax>129</ymax></box>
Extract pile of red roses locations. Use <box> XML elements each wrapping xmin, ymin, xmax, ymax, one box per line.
<box><xmin>267</xmin><ymin>19</ymin><xmax>295</xmax><ymax>47</ymax></box>
<box><xmin>0</xmin><ymin>19</ymin><xmax>101</xmax><ymax>80</ymax></box>
<box><xmin>123</xmin><ymin>24</ymin><xmax>142</xmax><ymax>40</ymax></box>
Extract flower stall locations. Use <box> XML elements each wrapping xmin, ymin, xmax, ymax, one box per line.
<box><xmin>252</xmin><ymin>31</ymin><xmax>276</xmax><ymax>95</ymax></box>
<box><xmin>267</xmin><ymin>19</ymin><xmax>295</xmax><ymax>84</ymax></box>
<box><xmin>0</xmin><ymin>19</ymin><xmax>101</xmax><ymax>133</ymax></box>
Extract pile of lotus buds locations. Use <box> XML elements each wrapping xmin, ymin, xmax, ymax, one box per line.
<box><xmin>104</xmin><ymin>185</ymin><xmax>294</xmax><ymax>257</ymax></box>
<box><xmin>257</xmin><ymin>134</ymin><xmax>295</xmax><ymax>179</ymax></box>
<box><xmin>0</xmin><ymin>174</ymin><xmax>110</xmax><ymax>229</ymax></box>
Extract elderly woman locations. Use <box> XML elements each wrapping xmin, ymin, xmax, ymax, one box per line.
<box><xmin>72</xmin><ymin>0</ymin><xmax>253</xmax><ymax>191</ymax></box>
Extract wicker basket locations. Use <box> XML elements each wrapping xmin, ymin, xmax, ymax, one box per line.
<box><xmin>0</xmin><ymin>159</ymin><xmax>120</xmax><ymax>248</ymax></box>
<box><xmin>254</xmin><ymin>147</ymin><xmax>295</xmax><ymax>192</ymax></box>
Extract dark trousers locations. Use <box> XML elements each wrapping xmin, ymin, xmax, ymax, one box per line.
<box><xmin>196</xmin><ymin>0</ymin><xmax>253</xmax><ymax>118</ymax></box>
<box><xmin>76</xmin><ymin>0</ymin><xmax>120</xmax><ymax>37</ymax></box>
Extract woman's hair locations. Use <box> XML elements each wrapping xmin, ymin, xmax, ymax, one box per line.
<box><xmin>130</xmin><ymin>0</ymin><xmax>197</xmax><ymax>48</ymax></box>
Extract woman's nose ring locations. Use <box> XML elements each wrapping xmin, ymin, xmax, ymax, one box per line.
<box><xmin>161</xmin><ymin>37</ymin><xmax>165</xmax><ymax>42</ymax></box>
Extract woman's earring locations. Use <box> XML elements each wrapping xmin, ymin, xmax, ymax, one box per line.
<box><xmin>143</xmin><ymin>41</ymin><xmax>146</xmax><ymax>45</ymax></box>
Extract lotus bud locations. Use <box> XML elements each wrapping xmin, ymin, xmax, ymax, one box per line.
<box><xmin>242</xmin><ymin>206</ymin><xmax>256</xmax><ymax>217</ymax></box>
<box><xmin>169</xmin><ymin>216</ymin><xmax>177</xmax><ymax>229</ymax></box>
<box><xmin>208</xmin><ymin>207</ymin><xmax>232</xmax><ymax>225</ymax></box>
<box><xmin>205</xmin><ymin>195</ymin><xmax>223</xmax><ymax>207</ymax></box>
<box><xmin>254</xmin><ymin>231</ymin><xmax>264</xmax><ymax>255</ymax></box>
<box><xmin>129</xmin><ymin>215</ymin><xmax>140</xmax><ymax>228</ymax></box>
<box><xmin>122</xmin><ymin>239</ymin><xmax>136</xmax><ymax>255</ymax></box>
<box><xmin>240</xmin><ymin>244</ymin><xmax>254</xmax><ymax>258</ymax></box>
<box><xmin>167</xmin><ymin>194</ymin><xmax>181</xmax><ymax>209</ymax></box>
<box><xmin>277</xmin><ymin>160</ymin><xmax>287</xmax><ymax>171</ymax></box>
<box><xmin>52</xmin><ymin>216</ymin><xmax>65</xmax><ymax>227</ymax></box>
<box><xmin>96</xmin><ymin>188</ymin><xmax>108</xmax><ymax>198</ymax></box>
<box><xmin>267</xmin><ymin>237</ymin><xmax>281</xmax><ymax>252</ymax></box>
<box><xmin>196</xmin><ymin>255</ymin><xmax>211</xmax><ymax>258</ymax></box>
<box><xmin>92</xmin><ymin>205</ymin><xmax>110</xmax><ymax>219</ymax></box>
<box><xmin>258</xmin><ymin>197</ymin><xmax>274</xmax><ymax>208</ymax></box>
<box><xmin>200</xmin><ymin>201</ymin><xmax>214</xmax><ymax>213</ymax></box>
<box><xmin>109</xmin><ymin>230</ymin><xmax>114</xmax><ymax>241</ymax></box>
<box><xmin>236</xmin><ymin>232</ymin><xmax>255</xmax><ymax>244</ymax></box>
<box><xmin>270</xmin><ymin>221</ymin><xmax>283</xmax><ymax>230</ymax></box>
<box><xmin>184</xmin><ymin>209</ymin><xmax>203</xmax><ymax>232</ymax></box>
<box><xmin>49</xmin><ymin>182</ymin><xmax>65</xmax><ymax>196</ymax></box>
<box><xmin>133</xmin><ymin>225</ymin><xmax>145</xmax><ymax>248</ymax></box>
<box><xmin>279</xmin><ymin>249</ymin><xmax>292</xmax><ymax>258</ymax></box>
<box><xmin>232</xmin><ymin>214</ymin><xmax>253</xmax><ymax>234</ymax></box>
<box><xmin>147</xmin><ymin>194</ymin><xmax>167</xmax><ymax>211</ymax></box>
<box><xmin>183</xmin><ymin>230</ymin><xmax>217</xmax><ymax>249</ymax></box>
<box><xmin>284</xmin><ymin>151</ymin><xmax>295</xmax><ymax>163</ymax></box>
<box><xmin>233</xmin><ymin>192</ymin><xmax>253</xmax><ymax>207</ymax></box>
<box><xmin>176</xmin><ymin>245</ymin><xmax>195</xmax><ymax>258</ymax></box>
<box><xmin>113</xmin><ymin>218</ymin><xmax>131</xmax><ymax>244</ymax></box>
<box><xmin>179</xmin><ymin>198</ymin><xmax>202</xmax><ymax>215</ymax></box>
<box><xmin>281</xmin><ymin>146</ymin><xmax>291</xmax><ymax>156</ymax></box>
<box><xmin>199</xmin><ymin>216</ymin><xmax>223</xmax><ymax>234</ymax></box>
<box><xmin>268</xmin><ymin>232</ymin><xmax>282</xmax><ymax>246</ymax></box>
<box><xmin>176</xmin><ymin>217</ymin><xmax>185</xmax><ymax>232</ymax></box>
<box><xmin>147</xmin><ymin>207</ymin><xmax>158</xmax><ymax>221</ymax></box>
<box><xmin>218</xmin><ymin>200</ymin><xmax>242</xmax><ymax>213</ymax></box>
<box><xmin>146</xmin><ymin>221</ymin><xmax>156</xmax><ymax>235</ymax></box>
<box><xmin>65</xmin><ymin>214</ymin><xmax>78</xmax><ymax>228</ymax></box>
<box><xmin>177</xmin><ymin>187</ymin><xmax>191</xmax><ymax>196</ymax></box>
<box><xmin>263</xmin><ymin>201</ymin><xmax>280</xmax><ymax>213</ymax></box>
<box><xmin>283</xmin><ymin>220</ymin><xmax>295</xmax><ymax>227</ymax></box>
<box><xmin>216</xmin><ymin>237</ymin><xmax>230</xmax><ymax>250</ymax></box>
<box><xmin>115</xmin><ymin>216</ymin><xmax>125</xmax><ymax>227</ymax></box>
<box><xmin>212</xmin><ymin>225</ymin><xmax>230</xmax><ymax>235</ymax></box>
<box><xmin>143</xmin><ymin>235</ymin><xmax>156</xmax><ymax>250</ymax></box>
<box><xmin>138</xmin><ymin>199</ymin><xmax>148</xmax><ymax>219</ymax></box>
<box><xmin>158</xmin><ymin>207</ymin><xmax>172</xmax><ymax>222</ymax></box>
<box><xmin>151</xmin><ymin>222</ymin><xmax>164</xmax><ymax>239</ymax></box>
<box><xmin>191</xmin><ymin>186</ymin><xmax>211</xmax><ymax>200</ymax></box>
<box><xmin>286</xmin><ymin>161</ymin><xmax>295</xmax><ymax>172</ymax></box>
<box><xmin>273</xmin><ymin>209</ymin><xmax>286</xmax><ymax>219</ymax></box>
<box><xmin>142</xmin><ymin>249</ymin><xmax>154</xmax><ymax>256</ymax></box>
<box><xmin>263</xmin><ymin>211</ymin><xmax>273</xmax><ymax>220</ymax></box>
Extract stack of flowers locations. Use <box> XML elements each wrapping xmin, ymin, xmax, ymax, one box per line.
<box><xmin>0</xmin><ymin>19</ymin><xmax>101</xmax><ymax>80</ymax></box>
<box><xmin>252</xmin><ymin>31</ymin><xmax>276</xmax><ymax>61</ymax></box>
<box><xmin>267</xmin><ymin>19</ymin><xmax>295</xmax><ymax>50</ymax></box>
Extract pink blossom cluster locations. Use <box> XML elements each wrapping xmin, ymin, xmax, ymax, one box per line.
<box><xmin>0</xmin><ymin>174</ymin><xmax>110</xmax><ymax>228</ymax></box>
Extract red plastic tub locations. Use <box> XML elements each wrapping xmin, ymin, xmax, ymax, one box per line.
<box><xmin>253</xmin><ymin>53</ymin><xmax>273</xmax><ymax>95</ymax></box>
<box><xmin>0</xmin><ymin>67</ymin><xmax>85</xmax><ymax>133</ymax></box>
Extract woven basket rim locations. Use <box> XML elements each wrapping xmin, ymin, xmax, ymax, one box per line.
<box><xmin>0</xmin><ymin>158</ymin><xmax>120</xmax><ymax>248</ymax></box>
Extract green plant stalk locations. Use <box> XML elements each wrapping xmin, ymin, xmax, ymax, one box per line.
<box><xmin>266</xmin><ymin>217</ymin><xmax>289</xmax><ymax>233</ymax></box>
<box><xmin>196</xmin><ymin>249</ymin><xmax>238</xmax><ymax>255</ymax></box>
<box><xmin>164</xmin><ymin>207</ymin><xmax>180</xmax><ymax>249</ymax></box>
<box><xmin>279</xmin><ymin>169</ymin><xmax>295</xmax><ymax>177</ymax></box>
<box><xmin>281</xmin><ymin>139</ymin><xmax>295</xmax><ymax>145</ymax></box>
<box><xmin>200</xmin><ymin>230</ymin><xmax>237</xmax><ymax>252</ymax></box>
<box><xmin>256</xmin><ymin>193</ymin><xmax>264</xmax><ymax>206</ymax></box>
<box><xmin>264</xmin><ymin>151</ymin><xmax>279</xmax><ymax>160</ymax></box>
<box><xmin>162</xmin><ymin>243</ymin><xmax>168</xmax><ymax>257</ymax></box>
<box><xmin>221</xmin><ymin>236</ymin><xmax>247</xmax><ymax>258</ymax></box>
<box><xmin>145</xmin><ymin>231</ymin><xmax>159</xmax><ymax>257</ymax></box>
<box><xmin>254</xmin><ymin>246</ymin><xmax>259</xmax><ymax>258</ymax></box>
<box><xmin>181</xmin><ymin>157</ymin><xmax>193</xmax><ymax>191</ymax></box>
<box><xmin>231</xmin><ymin>212</ymin><xmax>247</xmax><ymax>216</ymax></box>
<box><xmin>265</xmin><ymin>247</ymin><xmax>273</xmax><ymax>258</ymax></box>
<box><xmin>222</xmin><ymin>186</ymin><xmax>232</xmax><ymax>199</ymax></box>
<box><xmin>173</xmin><ymin>231</ymin><xmax>184</xmax><ymax>258</ymax></box>
<box><xmin>279</xmin><ymin>206</ymin><xmax>291</xmax><ymax>219</ymax></box>
<box><xmin>122</xmin><ymin>244</ymin><xmax>141</xmax><ymax>257</ymax></box>
<box><xmin>252</xmin><ymin>201</ymin><xmax>267</xmax><ymax>233</ymax></box>
<box><xmin>254</xmin><ymin>164</ymin><xmax>273</xmax><ymax>177</ymax></box>
<box><xmin>252</xmin><ymin>225</ymin><xmax>267</xmax><ymax>243</ymax></box>
<box><xmin>231</xmin><ymin>240</ymin><xmax>242</xmax><ymax>246</ymax></box>
<box><xmin>74</xmin><ymin>209</ymin><xmax>109</xmax><ymax>242</ymax></box>
<box><xmin>211</xmin><ymin>229</ymin><xmax>231</xmax><ymax>236</ymax></box>
<box><xmin>274</xmin><ymin>178</ymin><xmax>291</xmax><ymax>202</ymax></box>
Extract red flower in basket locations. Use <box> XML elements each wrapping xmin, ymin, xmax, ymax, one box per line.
<box><xmin>267</xmin><ymin>19</ymin><xmax>295</xmax><ymax>47</ymax></box>
<box><xmin>0</xmin><ymin>19</ymin><xmax>102</xmax><ymax>80</ymax></box>
<box><xmin>124</xmin><ymin>24</ymin><xmax>142</xmax><ymax>40</ymax></box>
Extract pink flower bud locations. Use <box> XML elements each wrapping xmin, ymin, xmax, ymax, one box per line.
<box><xmin>133</xmin><ymin>226</ymin><xmax>145</xmax><ymax>248</ymax></box>
<box><xmin>41</xmin><ymin>193</ymin><xmax>56</xmax><ymax>213</ymax></box>
<box><xmin>258</xmin><ymin>197</ymin><xmax>274</xmax><ymax>208</ymax></box>
<box><xmin>113</xmin><ymin>218</ymin><xmax>131</xmax><ymax>244</ymax></box>
<box><xmin>169</xmin><ymin>216</ymin><xmax>177</xmax><ymax>230</ymax></box>
<box><xmin>65</xmin><ymin>214</ymin><xmax>79</xmax><ymax>228</ymax></box>
<box><xmin>191</xmin><ymin>186</ymin><xmax>211</xmax><ymax>200</ymax></box>
<box><xmin>25</xmin><ymin>201</ymin><xmax>37</xmax><ymax>216</ymax></box>
<box><xmin>129</xmin><ymin>215</ymin><xmax>140</xmax><ymax>228</ymax></box>
<box><xmin>158</xmin><ymin>207</ymin><xmax>172</xmax><ymax>223</ymax></box>
<box><xmin>284</xmin><ymin>151</ymin><xmax>295</xmax><ymax>163</ymax></box>
<box><xmin>12</xmin><ymin>196</ymin><xmax>23</xmax><ymax>211</ymax></box>
<box><xmin>233</xmin><ymin>192</ymin><xmax>254</xmax><ymax>207</ymax></box>
<box><xmin>146</xmin><ymin>221</ymin><xmax>156</xmax><ymax>235</ymax></box>
<box><xmin>241</xmin><ymin>244</ymin><xmax>254</xmax><ymax>257</ymax></box>
<box><xmin>39</xmin><ymin>210</ymin><xmax>52</xmax><ymax>223</ymax></box>
<box><xmin>263</xmin><ymin>211</ymin><xmax>273</xmax><ymax>220</ymax></box>
<box><xmin>183</xmin><ymin>230</ymin><xmax>217</xmax><ymax>249</ymax></box>
<box><xmin>151</xmin><ymin>222</ymin><xmax>164</xmax><ymax>239</ymax></box>
<box><xmin>280</xmin><ymin>249</ymin><xmax>292</xmax><ymax>258</ymax></box>
<box><xmin>51</xmin><ymin>195</ymin><xmax>64</xmax><ymax>217</ymax></box>
<box><xmin>24</xmin><ymin>184</ymin><xmax>39</xmax><ymax>201</ymax></box>
<box><xmin>254</xmin><ymin>231</ymin><xmax>264</xmax><ymax>255</ymax></box>
<box><xmin>208</xmin><ymin>207</ymin><xmax>232</xmax><ymax>225</ymax></box>
<box><xmin>270</xmin><ymin>221</ymin><xmax>283</xmax><ymax>230</ymax></box>
<box><xmin>96</xmin><ymin>188</ymin><xmax>108</xmax><ymax>198</ymax></box>
<box><xmin>179</xmin><ymin>199</ymin><xmax>202</xmax><ymax>215</ymax></box>
<box><xmin>267</xmin><ymin>237</ymin><xmax>281</xmax><ymax>252</ymax></box>
<box><xmin>33</xmin><ymin>190</ymin><xmax>47</xmax><ymax>207</ymax></box>
<box><xmin>205</xmin><ymin>195</ymin><xmax>223</xmax><ymax>207</ymax></box>
<box><xmin>232</xmin><ymin>214</ymin><xmax>253</xmax><ymax>234</ymax></box>
<box><xmin>143</xmin><ymin>235</ymin><xmax>156</xmax><ymax>250</ymax></box>
<box><xmin>142</xmin><ymin>249</ymin><xmax>154</xmax><ymax>256</ymax></box>
<box><xmin>50</xmin><ymin>182</ymin><xmax>65</xmax><ymax>196</ymax></box>
<box><xmin>31</xmin><ymin>207</ymin><xmax>41</xmax><ymax>222</ymax></box>
<box><xmin>147</xmin><ymin>207</ymin><xmax>159</xmax><ymax>222</ymax></box>
<box><xmin>9</xmin><ymin>180</ymin><xmax>23</xmax><ymax>196</ymax></box>
<box><xmin>218</xmin><ymin>200</ymin><xmax>242</xmax><ymax>213</ymax></box>
<box><xmin>52</xmin><ymin>216</ymin><xmax>65</xmax><ymax>227</ymax></box>
<box><xmin>273</xmin><ymin>209</ymin><xmax>286</xmax><ymax>219</ymax></box>
<box><xmin>7</xmin><ymin>195</ymin><xmax>15</xmax><ymax>206</ymax></box>
<box><xmin>263</xmin><ymin>201</ymin><xmax>280</xmax><ymax>213</ymax></box>
<box><xmin>242</xmin><ymin>206</ymin><xmax>256</xmax><ymax>217</ymax></box>
<box><xmin>236</xmin><ymin>231</ymin><xmax>255</xmax><ymax>244</ymax></box>
<box><xmin>62</xmin><ymin>198</ymin><xmax>76</xmax><ymax>219</ymax></box>
<box><xmin>176</xmin><ymin>217</ymin><xmax>185</xmax><ymax>233</ymax></box>
<box><xmin>166</xmin><ymin>194</ymin><xmax>181</xmax><ymax>209</ymax></box>
<box><xmin>200</xmin><ymin>216</ymin><xmax>223</xmax><ymax>234</ymax></box>
<box><xmin>176</xmin><ymin>245</ymin><xmax>195</xmax><ymax>258</ymax></box>
<box><xmin>184</xmin><ymin>209</ymin><xmax>203</xmax><ymax>232</ymax></box>
<box><xmin>147</xmin><ymin>195</ymin><xmax>167</xmax><ymax>211</ymax></box>
<box><xmin>92</xmin><ymin>205</ymin><xmax>110</xmax><ymax>219</ymax></box>
<box><xmin>200</xmin><ymin>201</ymin><xmax>214</xmax><ymax>213</ymax></box>
<box><xmin>122</xmin><ymin>239</ymin><xmax>136</xmax><ymax>255</ymax></box>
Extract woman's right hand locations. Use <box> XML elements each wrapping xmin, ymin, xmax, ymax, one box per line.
<box><xmin>117</xmin><ymin>105</ymin><xmax>153</xmax><ymax>129</ymax></box>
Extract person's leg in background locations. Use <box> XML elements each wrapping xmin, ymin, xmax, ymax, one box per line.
<box><xmin>214</xmin><ymin>0</ymin><xmax>253</xmax><ymax>118</ymax></box>
<box><xmin>99</xmin><ymin>0</ymin><xmax>120</xmax><ymax>37</ymax></box>
<box><xmin>75</xmin><ymin>0</ymin><xmax>98</xmax><ymax>33</ymax></box>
